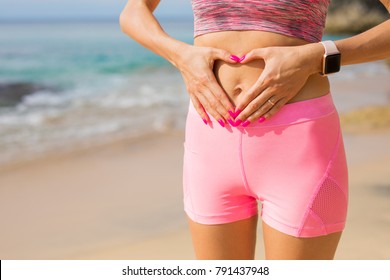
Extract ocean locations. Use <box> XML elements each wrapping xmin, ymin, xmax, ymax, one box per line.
<box><xmin>0</xmin><ymin>20</ymin><xmax>389</xmax><ymax>166</ymax></box>
<box><xmin>0</xmin><ymin>20</ymin><xmax>194</xmax><ymax>165</ymax></box>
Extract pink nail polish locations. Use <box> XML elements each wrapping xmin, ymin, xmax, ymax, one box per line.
<box><xmin>203</xmin><ymin>119</ymin><xmax>208</xmax><ymax>125</ymax></box>
<box><xmin>230</xmin><ymin>55</ymin><xmax>240</xmax><ymax>62</ymax></box>
<box><xmin>218</xmin><ymin>119</ymin><xmax>225</xmax><ymax>127</ymax></box>
<box><xmin>242</xmin><ymin>120</ymin><xmax>251</xmax><ymax>127</ymax></box>
<box><xmin>258</xmin><ymin>116</ymin><xmax>266</xmax><ymax>123</ymax></box>
<box><xmin>239</xmin><ymin>55</ymin><xmax>246</xmax><ymax>62</ymax></box>
<box><xmin>229</xmin><ymin>109</ymin><xmax>242</xmax><ymax>119</ymax></box>
<box><xmin>228</xmin><ymin>119</ymin><xmax>243</xmax><ymax>127</ymax></box>
<box><xmin>228</xmin><ymin>119</ymin><xmax>235</xmax><ymax>126</ymax></box>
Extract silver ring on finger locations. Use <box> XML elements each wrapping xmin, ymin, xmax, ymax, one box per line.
<box><xmin>267</xmin><ymin>99</ymin><xmax>275</xmax><ymax>106</ymax></box>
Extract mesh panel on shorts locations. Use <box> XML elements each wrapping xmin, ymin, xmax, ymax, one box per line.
<box><xmin>310</xmin><ymin>177</ymin><xmax>347</xmax><ymax>225</ymax></box>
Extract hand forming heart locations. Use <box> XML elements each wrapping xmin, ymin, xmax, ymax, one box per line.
<box><xmin>225</xmin><ymin>43</ymin><xmax>323</xmax><ymax>127</ymax></box>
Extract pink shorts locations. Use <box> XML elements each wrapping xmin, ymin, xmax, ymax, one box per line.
<box><xmin>183</xmin><ymin>93</ymin><xmax>348</xmax><ymax>237</ymax></box>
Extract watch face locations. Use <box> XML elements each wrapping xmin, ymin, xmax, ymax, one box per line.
<box><xmin>325</xmin><ymin>53</ymin><xmax>341</xmax><ymax>74</ymax></box>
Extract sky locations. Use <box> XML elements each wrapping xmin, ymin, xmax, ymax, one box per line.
<box><xmin>0</xmin><ymin>0</ymin><xmax>193</xmax><ymax>21</ymax></box>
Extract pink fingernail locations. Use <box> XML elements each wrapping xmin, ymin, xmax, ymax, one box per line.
<box><xmin>258</xmin><ymin>116</ymin><xmax>266</xmax><ymax>123</ymax></box>
<box><xmin>230</xmin><ymin>55</ymin><xmax>240</xmax><ymax>62</ymax></box>
<box><xmin>203</xmin><ymin>119</ymin><xmax>208</xmax><ymax>125</ymax></box>
<box><xmin>242</xmin><ymin>120</ymin><xmax>251</xmax><ymax>127</ymax></box>
<box><xmin>239</xmin><ymin>55</ymin><xmax>246</xmax><ymax>62</ymax></box>
<box><xmin>218</xmin><ymin>119</ymin><xmax>225</xmax><ymax>127</ymax></box>
<box><xmin>228</xmin><ymin>109</ymin><xmax>242</xmax><ymax>119</ymax></box>
<box><xmin>228</xmin><ymin>119</ymin><xmax>238</xmax><ymax>127</ymax></box>
<box><xmin>228</xmin><ymin>118</ymin><xmax>242</xmax><ymax>127</ymax></box>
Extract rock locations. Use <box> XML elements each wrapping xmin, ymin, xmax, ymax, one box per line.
<box><xmin>385</xmin><ymin>58</ymin><xmax>390</xmax><ymax>68</ymax></box>
<box><xmin>326</xmin><ymin>0</ymin><xmax>389</xmax><ymax>34</ymax></box>
<box><xmin>0</xmin><ymin>82</ymin><xmax>48</xmax><ymax>107</ymax></box>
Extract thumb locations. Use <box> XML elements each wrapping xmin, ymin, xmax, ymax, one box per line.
<box><xmin>211</xmin><ymin>48</ymin><xmax>239</xmax><ymax>64</ymax></box>
<box><xmin>239</xmin><ymin>48</ymin><xmax>268</xmax><ymax>64</ymax></box>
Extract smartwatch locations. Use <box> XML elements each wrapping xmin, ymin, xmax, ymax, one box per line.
<box><xmin>320</xmin><ymin>40</ymin><xmax>341</xmax><ymax>76</ymax></box>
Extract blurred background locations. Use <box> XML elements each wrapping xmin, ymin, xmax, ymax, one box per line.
<box><xmin>0</xmin><ymin>0</ymin><xmax>194</xmax><ymax>166</ymax></box>
<box><xmin>0</xmin><ymin>0</ymin><xmax>389</xmax><ymax>260</ymax></box>
<box><xmin>0</xmin><ymin>0</ymin><xmax>389</xmax><ymax>167</ymax></box>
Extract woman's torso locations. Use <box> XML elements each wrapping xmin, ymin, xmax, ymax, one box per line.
<box><xmin>193</xmin><ymin>0</ymin><xmax>329</xmax><ymax>104</ymax></box>
<box><xmin>194</xmin><ymin>31</ymin><xmax>330</xmax><ymax>105</ymax></box>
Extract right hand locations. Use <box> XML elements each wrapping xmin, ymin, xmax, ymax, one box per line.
<box><xmin>176</xmin><ymin>45</ymin><xmax>237</xmax><ymax>125</ymax></box>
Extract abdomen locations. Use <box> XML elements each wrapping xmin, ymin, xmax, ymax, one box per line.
<box><xmin>194</xmin><ymin>30</ymin><xmax>330</xmax><ymax>106</ymax></box>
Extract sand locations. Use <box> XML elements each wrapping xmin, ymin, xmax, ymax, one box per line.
<box><xmin>1</xmin><ymin>64</ymin><xmax>390</xmax><ymax>260</ymax></box>
<box><xmin>1</xmin><ymin>129</ymin><xmax>389</xmax><ymax>260</ymax></box>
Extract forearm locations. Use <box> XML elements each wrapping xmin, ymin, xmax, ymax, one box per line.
<box><xmin>334</xmin><ymin>0</ymin><xmax>390</xmax><ymax>65</ymax></box>
<box><xmin>336</xmin><ymin>19</ymin><xmax>390</xmax><ymax>65</ymax></box>
<box><xmin>119</xmin><ymin>0</ymin><xmax>189</xmax><ymax>68</ymax></box>
<box><xmin>302</xmin><ymin>19</ymin><xmax>390</xmax><ymax>76</ymax></box>
<box><xmin>301</xmin><ymin>1</ymin><xmax>390</xmax><ymax>75</ymax></box>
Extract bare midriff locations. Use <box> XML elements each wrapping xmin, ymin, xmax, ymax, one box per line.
<box><xmin>194</xmin><ymin>30</ymin><xmax>330</xmax><ymax>106</ymax></box>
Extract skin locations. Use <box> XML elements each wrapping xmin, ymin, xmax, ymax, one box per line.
<box><xmin>195</xmin><ymin>31</ymin><xmax>329</xmax><ymax>124</ymax></box>
<box><xmin>120</xmin><ymin>0</ymin><xmax>390</xmax><ymax>259</ymax></box>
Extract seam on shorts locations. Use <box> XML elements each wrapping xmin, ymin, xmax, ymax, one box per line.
<box><xmin>262</xmin><ymin>211</ymin><xmax>303</xmax><ymax>233</ymax></box>
<box><xmin>183</xmin><ymin>144</ymin><xmax>198</xmax><ymax>221</ymax></box>
<box><xmin>306</xmin><ymin>209</ymin><xmax>327</xmax><ymax>235</ymax></box>
<box><xmin>184</xmin><ymin>201</ymin><xmax>258</xmax><ymax>224</ymax></box>
<box><xmin>297</xmin><ymin>126</ymin><xmax>342</xmax><ymax>236</ymax></box>
<box><xmin>238</xmin><ymin>133</ymin><xmax>256</xmax><ymax>197</ymax></box>
<box><xmin>263</xmin><ymin>208</ymin><xmax>346</xmax><ymax>237</ymax></box>
<box><xmin>327</xmin><ymin>174</ymin><xmax>348</xmax><ymax>205</ymax></box>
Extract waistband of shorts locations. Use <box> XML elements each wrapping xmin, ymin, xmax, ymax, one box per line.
<box><xmin>188</xmin><ymin>93</ymin><xmax>337</xmax><ymax>128</ymax></box>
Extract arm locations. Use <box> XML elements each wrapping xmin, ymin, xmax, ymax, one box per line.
<box><xmin>325</xmin><ymin>0</ymin><xmax>390</xmax><ymax>66</ymax></box>
<box><xmin>119</xmin><ymin>0</ymin><xmax>235</xmax><ymax>125</ymax></box>
<box><xmin>235</xmin><ymin>1</ymin><xmax>390</xmax><ymax>124</ymax></box>
<box><xmin>336</xmin><ymin>9</ymin><xmax>390</xmax><ymax>64</ymax></box>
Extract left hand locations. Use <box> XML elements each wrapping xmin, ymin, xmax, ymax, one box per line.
<box><xmin>235</xmin><ymin>44</ymin><xmax>322</xmax><ymax>123</ymax></box>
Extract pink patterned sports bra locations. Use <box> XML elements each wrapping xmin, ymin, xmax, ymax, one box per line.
<box><xmin>191</xmin><ymin>0</ymin><xmax>330</xmax><ymax>42</ymax></box>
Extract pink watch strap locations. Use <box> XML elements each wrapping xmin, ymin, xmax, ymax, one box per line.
<box><xmin>320</xmin><ymin>40</ymin><xmax>340</xmax><ymax>55</ymax></box>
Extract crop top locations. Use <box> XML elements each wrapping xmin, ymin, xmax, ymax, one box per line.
<box><xmin>191</xmin><ymin>0</ymin><xmax>330</xmax><ymax>43</ymax></box>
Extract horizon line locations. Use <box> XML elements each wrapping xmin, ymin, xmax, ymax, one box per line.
<box><xmin>0</xmin><ymin>15</ymin><xmax>193</xmax><ymax>24</ymax></box>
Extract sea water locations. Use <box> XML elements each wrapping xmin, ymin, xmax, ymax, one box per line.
<box><xmin>0</xmin><ymin>20</ymin><xmax>194</xmax><ymax>165</ymax></box>
<box><xmin>0</xmin><ymin>20</ymin><xmax>389</xmax><ymax>166</ymax></box>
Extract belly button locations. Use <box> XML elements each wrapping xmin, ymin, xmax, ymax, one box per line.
<box><xmin>233</xmin><ymin>86</ymin><xmax>242</xmax><ymax>96</ymax></box>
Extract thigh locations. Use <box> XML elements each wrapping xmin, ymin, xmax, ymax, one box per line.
<box><xmin>187</xmin><ymin>215</ymin><xmax>258</xmax><ymax>260</ymax></box>
<box><xmin>262</xmin><ymin>222</ymin><xmax>342</xmax><ymax>260</ymax></box>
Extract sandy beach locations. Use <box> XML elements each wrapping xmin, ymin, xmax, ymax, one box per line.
<box><xmin>1</xmin><ymin>63</ymin><xmax>390</xmax><ymax>260</ymax></box>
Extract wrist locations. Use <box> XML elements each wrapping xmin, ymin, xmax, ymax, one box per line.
<box><xmin>162</xmin><ymin>38</ymin><xmax>191</xmax><ymax>69</ymax></box>
<box><xmin>319</xmin><ymin>40</ymin><xmax>342</xmax><ymax>76</ymax></box>
<box><xmin>149</xmin><ymin>32</ymin><xmax>190</xmax><ymax>69</ymax></box>
<box><xmin>301</xmin><ymin>43</ymin><xmax>325</xmax><ymax>75</ymax></box>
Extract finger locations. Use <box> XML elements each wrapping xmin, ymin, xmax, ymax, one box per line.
<box><xmin>193</xmin><ymin>61</ymin><xmax>234</xmax><ymax>120</ymax></box>
<box><xmin>188</xmin><ymin>73</ymin><xmax>232</xmax><ymax>124</ymax></box>
<box><xmin>195</xmin><ymin>90</ymin><xmax>227</xmax><ymax>126</ymax></box>
<box><xmin>199</xmin><ymin>88</ymin><xmax>230</xmax><ymax>125</ymax></box>
<box><xmin>194</xmin><ymin>65</ymin><xmax>234</xmax><ymax>120</ymax></box>
<box><xmin>190</xmin><ymin>95</ymin><xmax>211</xmax><ymax>125</ymax></box>
<box><xmin>261</xmin><ymin>97</ymin><xmax>288</xmax><ymax>121</ymax></box>
<box><xmin>236</xmin><ymin>91</ymin><xmax>275</xmax><ymax>123</ymax></box>
<box><xmin>243</xmin><ymin>96</ymin><xmax>287</xmax><ymax>124</ymax></box>
<box><xmin>235</xmin><ymin>70</ymin><xmax>268</xmax><ymax>113</ymax></box>
<box><xmin>211</xmin><ymin>48</ymin><xmax>239</xmax><ymax>64</ymax></box>
<box><xmin>206</xmin><ymin>75</ymin><xmax>234</xmax><ymax>119</ymax></box>
<box><xmin>239</xmin><ymin>48</ymin><xmax>268</xmax><ymax>64</ymax></box>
